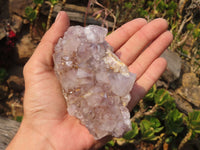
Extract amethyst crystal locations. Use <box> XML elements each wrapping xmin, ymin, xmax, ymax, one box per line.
<box><xmin>53</xmin><ymin>25</ymin><xmax>136</xmax><ymax>139</ymax></box>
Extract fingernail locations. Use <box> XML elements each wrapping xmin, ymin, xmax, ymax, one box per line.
<box><xmin>55</xmin><ymin>12</ymin><xmax>62</xmax><ymax>22</ymax></box>
<box><xmin>115</xmin><ymin>51</ymin><xmax>121</xmax><ymax>59</ymax></box>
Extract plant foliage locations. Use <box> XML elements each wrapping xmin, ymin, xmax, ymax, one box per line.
<box><xmin>187</xmin><ymin>111</ymin><xmax>200</xmax><ymax>134</ymax></box>
<box><xmin>123</xmin><ymin>122</ymin><xmax>138</xmax><ymax>140</ymax></box>
<box><xmin>25</xmin><ymin>7</ymin><xmax>37</xmax><ymax>22</ymax></box>
<box><xmin>165</xmin><ymin>109</ymin><xmax>184</xmax><ymax>136</ymax></box>
<box><xmin>140</xmin><ymin>117</ymin><xmax>163</xmax><ymax>141</ymax></box>
<box><xmin>106</xmin><ymin>86</ymin><xmax>200</xmax><ymax>149</ymax></box>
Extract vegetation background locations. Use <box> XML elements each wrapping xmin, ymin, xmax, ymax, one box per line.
<box><xmin>0</xmin><ymin>0</ymin><xmax>200</xmax><ymax>150</ymax></box>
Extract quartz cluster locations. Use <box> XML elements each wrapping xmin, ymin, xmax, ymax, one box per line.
<box><xmin>53</xmin><ymin>25</ymin><xmax>136</xmax><ymax>139</ymax></box>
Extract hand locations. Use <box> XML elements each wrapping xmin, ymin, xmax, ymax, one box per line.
<box><xmin>106</xmin><ymin>16</ymin><xmax>173</xmax><ymax>110</ymax></box>
<box><xmin>7</xmin><ymin>11</ymin><xmax>172</xmax><ymax>150</ymax></box>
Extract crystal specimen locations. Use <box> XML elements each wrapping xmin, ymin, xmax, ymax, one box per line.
<box><xmin>53</xmin><ymin>25</ymin><xmax>136</xmax><ymax>139</ymax></box>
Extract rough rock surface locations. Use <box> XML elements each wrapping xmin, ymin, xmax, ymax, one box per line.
<box><xmin>0</xmin><ymin>117</ymin><xmax>20</xmax><ymax>150</ymax></box>
<box><xmin>9</xmin><ymin>0</ymin><xmax>33</xmax><ymax>16</ymax></box>
<box><xmin>173</xmin><ymin>94</ymin><xmax>193</xmax><ymax>114</ymax></box>
<box><xmin>176</xmin><ymin>73</ymin><xmax>200</xmax><ymax>108</ymax></box>
<box><xmin>182</xmin><ymin>73</ymin><xmax>199</xmax><ymax>87</ymax></box>
<box><xmin>53</xmin><ymin>25</ymin><xmax>136</xmax><ymax>139</ymax></box>
<box><xmin>16</xmin><ymin>34</ymin><xmax>36</xmax><ymax>64</ymax></box>
<box><xmin>161</xmin><ymin>50</ymin><xmax>182</xmax><ymax>82</ymax></box>
<box><xmin>11</xmin><ymin>14</ymin><xmax>23</xmax><ymax>33</ymax></box>
<box><xmin>176</xmin><ymin>86</ymin><xmax>200</xmax><ymax>107</ymax></box>
<box><xmin>7</xmin><ymin>75</ymin><xmax>24</xmax><ymax>92</ymax></box>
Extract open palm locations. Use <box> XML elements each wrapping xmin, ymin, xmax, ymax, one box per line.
<box><xmin>7</xmin><ymin>11</ymin><xmax>172</xmax><ymax>150</ymax></box>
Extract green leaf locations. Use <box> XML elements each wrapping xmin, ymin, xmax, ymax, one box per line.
<box><xmin>168</xmin><ymin>1</ymin><xmax>177</xmax><ymax>10</ymax></box>
<box><xmin>157</xmin><ymin>1</ymin><xmax>168</xmax><ymax>12</ymax></box>
<box><xmin>104</xmin><ymin>146</ymin><xmax>109</xmax><ymax>150</ymax></box>
<box><xmin>16</xmin><ymin>116</ymin><xmax>23</xmax><ymax>122</ymax></box>
<box><xmin>165</xmin><ymin>136</ymin><xmax>173</xmax><ymax>144</ymax></box>
<box><xmin>49</xmin><ymin>0</ymin><xmax>58</xmax><ymax>5</ymax></box>
<box><xmin>194</xmin><ymin>129</ymin><xmax>200</xmax><ymax>134</ymax></box>
<box><xmin>193</xmin><ymin>127</ymin><xmax>200</xmax><ymax>133</ymax></box>
<box><xmin>140</xmin><ymin>10</ymin><xmax>148</xmax><ymax>17</ymax></box>
<box><xmin>154</xmin><ymin>89</ymin><xmax>168</xmax><ymax>105</ymax></box>
<box><xmin>25</xmin><ymin>7</ymin><xmax>37</xmax><ymax>22</ymax></box>
<box><xmin>140</xmin><ymin>120</ymin><xmax>148</xmax><ymax>135</ymax></box>
<box><xmin>148</xmin><ymin>136</ymin><xmax>160</xmax><ymax>141</ymax></box>
<box><xmin>187</xmin><ymin>23</ymin><xmax>194</xmax><ymax>30</ymax></box>
<box><xmin>145</xmin><ymin>116</ymin><xmax>160</xmax><ymax>127</ymax></box>
<box><xmin>165</xmin><ymin>109</ymin><xmax>184</xmax><ymax>136</ymax></box>
<box><xmin>140</xmin><ymin>118</ymin><xmax>162</xmax><ymax>141</ymax></box>
<box><xmin>145</xmin><ymin>116</ymin><xmax>164</xmax><ymax>133</ymax></box>
<box><xmin>33</xmin><ymin>0</ymin><xmax>44</xmax><ymax>5</ymax></box>
<box><xmin>172</xmin><ymin>128</ymin><xmax>185</xmax><ymax>137</ymax></box>
<box><xmin>162</xmin><ymin>98</ymin><xmax>176</xmax><ymax>112</ymax></box>
<box><xmin>147</xmin><ymin>1</ymin><xmax>153</xmax><ymax>7</ymax></box>
<box><xmin>142</xmin><ymin>129</ymin><xmax>159</xmax><ymax>141</ymax></box>
<box><xmin>154</xmin><ymin>89</ymin><xmax>175</xmax><ymax>112</ymax></box>
<box><xmin>188</xmin><ymin>111</ymin><xmax>200</xmax><ymax>132</ymax></box>
<box><xmin>42</xmin><ymin>22</ymin><xmax>46</xmax><ymax>30</ymax></box>
<box><xmin>193</xmin><ymin>28</ymin><xmax>200</xmax><ymax>38</ymax></box>
<box><xmin>166</xmin><ymin>9</ymin><xmax>175</xmax><ymax>17</ymax></box>
<box><xmin>124</xmin><ymin>2</ymin><xmax>132</xmax><ymax>9</ymax></box>
<box><xmin>140</xmin><ymin>120</ymin><xmax>151</xmax><ymax>131</ymax></box>
<box><xmin>191</xmin><ymin>120</ymin><xmax>200</xmax><ymax>127</ymax></box>
<box><xmin>144</xmin><ymin>84</ymin><xmax>156</xmax><ymax>101</ymax></box>
<box><xmin>123</xmin><ymin>122</ymin><xmax>138</xmax><ymax>140</ymax></box>
<box><xmin>106</xmin><ymin>140</ymin><xmax>115</xmax><ymax>147</ymax></box>
<box><xmin>0</xmin><ymin>68</ymin><xmax>8</xmax><ymax>83</ymax></box>
<box><xmin>189</xmin><ymin>111</ymin><xmax>200</xmax><ymax>121</ymax></box>
<box><xmin>154</xmin><ymin>126</ymin><xmax>164</xmax><ymax>133</ymax></box>
<box><xmin>142</xmin><ymin>129</ymin><xmax>153</xmax><ymax>137</ymax></box>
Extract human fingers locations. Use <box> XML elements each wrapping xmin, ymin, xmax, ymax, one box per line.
<box><xmin>128</xmin><ymin>57</ymin><xmax>167</xmax><ymax>110</ymax></box>
<box><xmin>106</xmin><ymin>18</ymin><xmax>147</xmax><ymax>51</ymax></box>
<box><xmin>116</xmin><ymin>18</ymin><xmax>168</xmax><ymax>66</ymax></box>
<box><xmin>129</xmin><ymin>31</ymin><xmax>173</xmax><ymax>79</ymax></box>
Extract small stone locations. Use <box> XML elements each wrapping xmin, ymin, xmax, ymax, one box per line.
<box><xmin>0</xmin><ymin>117</ymin><xmax>20</xmax><ymax>150</ymax></box>
<box><xmin>53</xmin><ymin>25</ymin><xmax>136</xmax><ymax>139</ymax></box>
<box><xmin>11</xmin><ymin>14</ymin><xmax>23</xmax><ymax>33</ymax></box>
<box><xmin>16</xmin><ymin>34</ymin><xmax>36</xmax><ymax>64</ymax></box>
<box><xmin>161</xmin><ymin>50</ymin><xmax>182</xmax><ymax>82</ymax></box>
<box><xmin>173</xmin><ymin>94</ymin><xmax>193</xmax><ymax>114</ymax></box>
<box><xmin>182</xmin><ymin>73</ymin><xmax>199</xmax><ymax>87</ymax></box>
<box><xmin>176</xmin><ymin>72</ymin><xmax>200</xmax><ymax>108</ymax></box>
<box><xmin>9</xmin><ymin>0</ymin><xmax>33</xmax><ymax>16</ymax></box>
<box><xmin>7</xmin><ymin>75</ymin><xmax>24</xmax><ymax>92</ymax></box>
<box><xmin>176</xmin><ymin>86</ymin><xmax>200</xmax><ymax>108</ymax></box>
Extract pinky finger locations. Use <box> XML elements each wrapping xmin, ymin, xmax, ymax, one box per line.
<box><xmin>128</xmin><ymin>57</ymin><xmax>167</xmax><ymax>110</ymax></box>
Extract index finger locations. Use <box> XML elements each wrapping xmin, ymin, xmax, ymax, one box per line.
<box><xmin>105</xmin><ymin>18</ymin><xmax>147</xmax><ymax>51</ymax></box>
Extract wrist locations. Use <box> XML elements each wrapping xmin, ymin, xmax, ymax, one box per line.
<box><xmin>6</xmin><ymin>120</ymin><xmax>55</xmax><ymax>150</ymax></box>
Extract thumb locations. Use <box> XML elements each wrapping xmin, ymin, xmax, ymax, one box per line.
<box><xmin>22</xmin><ymin>12</ymin><xmax>70</xmax><ymax>119</ymax></box>
<box><xmin>24</xmin><ymin>11</ymin><xmax>70</xmax><ymax>76</ymax></box>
